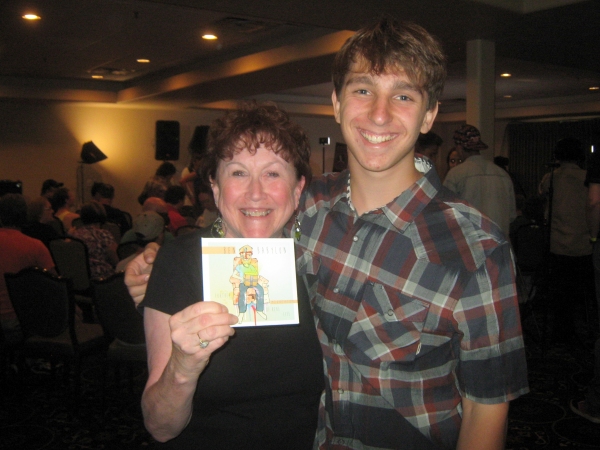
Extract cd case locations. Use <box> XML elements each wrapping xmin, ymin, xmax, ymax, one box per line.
<box><xmin>201</xmin><ymin>238</ymin><xmax>299</xmax><ymax>327</ymax></box>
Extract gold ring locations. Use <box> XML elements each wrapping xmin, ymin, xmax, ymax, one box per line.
<box><xmin>198</xmin><ymin>333</ymin><xmax>210</xmax><ymax>349</ymax></box>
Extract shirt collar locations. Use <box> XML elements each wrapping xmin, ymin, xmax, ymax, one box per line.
<box><xmin>335</xmin><ymin>156</ymin><xmax>442</xmax><ymax>233</ymax></box>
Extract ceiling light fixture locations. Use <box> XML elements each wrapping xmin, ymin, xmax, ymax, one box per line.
<box><xmin>500</xmin><ymin>73</ymin><xmax>512</xmax><ymax>78</ymax></box>
<box><xmin>137</xmin><ymin>59</ymin><xmax>150</xmax><ymax>63</ymax></box>
<box><xmin>503</xmin><ymin>95</ymin><xmax>512</xmax><ymax>98</ymax></box>
<box><xmin>590</xmin><ymin>86</ymin><xmax>600</xmax><ymax>91</ymax></box>
<box><xmin>22</xmin><ymin>14</ymin><xmax>41</xmax><ymax>20</ymax></box>
<box><xmin>92</xmin><ymin>75</ymin><xmax>103</xmax><ymax>79</ymax></box>
<box><xmin>202</xmin><ymin>34</ymin><xmax>218</xmax><ymax>40</ymax></box>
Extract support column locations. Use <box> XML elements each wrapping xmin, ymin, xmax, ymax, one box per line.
<box><xmin>466</xmin><ymin>39</ymin><xmax>495</xmax><ymax>155</ymax></box>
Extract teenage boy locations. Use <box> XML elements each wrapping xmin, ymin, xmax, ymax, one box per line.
<box><xmin>294</xmin><ymin>17</ymin><xmax>528</xmax><ymax>450</ymax></box>
<box><xmin>125</xmin><ymin>17</ymin><xmax>528</xmax><ymax>450</ymax></box>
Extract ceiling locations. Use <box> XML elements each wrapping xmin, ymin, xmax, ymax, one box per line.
<box><xmin>1</xmin><ymin>0</ymin><xmax>599</xmax><ymax>117</ymax></box>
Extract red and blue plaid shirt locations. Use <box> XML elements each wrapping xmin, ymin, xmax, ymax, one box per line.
<box><xmin>295</xmin><ymin>157</ymin><xmax>529</xmax><ymax>449</ymax></box>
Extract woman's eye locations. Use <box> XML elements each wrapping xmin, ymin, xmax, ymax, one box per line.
<box><xmin>266</xmin><ymin>171</ymin><xmax>280</xmax><ymax>178</ymax></box>
<box><xmin>232</xmin><ymin>170</ymin><xmax>245</xmax><ymax>177</ymax></box>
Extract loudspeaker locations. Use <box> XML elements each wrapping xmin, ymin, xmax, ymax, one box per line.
<box><xmin>155</xmin><ymin>120</ymin><xmax>180</xmax><ymax>160</ymax></box>
<box><xmin>189</xmin><ymin>125</ymin><xmax>210</xmax><ymax>154</ymax></box>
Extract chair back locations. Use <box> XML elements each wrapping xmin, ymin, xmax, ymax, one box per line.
<box><xmin>49</xmin><ymin>237</ymin><xmax>91</xmax><ymax>293</ymax></box>
<box><xmin>4</xmin><ymin>268</ymin><xmax>73</xmax><ymax>339</ymax></box>
<box><xmin>92</xmin><ymin>272</ymin><xmax>145</xmax><ymax>345</ymax></box>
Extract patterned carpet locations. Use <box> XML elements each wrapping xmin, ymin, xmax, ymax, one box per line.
<box><xmin>1</xmin><ymin>321</ymin><xmax>599</xmax><ymax>449</ymax></box>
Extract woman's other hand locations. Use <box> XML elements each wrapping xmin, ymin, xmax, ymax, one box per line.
<box><xmin>124</xmin><ymin>242</ymin><xmax>160</xmax><ymax>306</ymax></box>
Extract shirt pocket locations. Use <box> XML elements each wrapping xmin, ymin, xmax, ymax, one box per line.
<box><xmin>348</xmin><ymin>282</ymin><xmax>430</xmax><ymax>363</ymax></box>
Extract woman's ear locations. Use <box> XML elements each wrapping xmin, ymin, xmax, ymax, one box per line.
<box><xmin>210</xmin><ymin>177</ymin><xmax>220</xmax><ymax>206</ymax></box>
<box><xmin>294</xmin><ymin>176</ymin><xmax>306</xmax><ymax>209</ymax></box>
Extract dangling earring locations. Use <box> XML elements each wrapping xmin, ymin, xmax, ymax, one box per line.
<box><xmin>293</xmin><ymin>215</ymin><xmax>301</xmax><ymax>241</ymax></box>
<box><xmin>212</xmin><ymin>215</ymin><xmax>225</xmax><ymax>238</ymax></box>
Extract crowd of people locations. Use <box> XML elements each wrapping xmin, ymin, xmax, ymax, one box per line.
<box><xmin>2</xmin><ymin>13</ymin><xmax>600</xmax><ymax>450</ymax></box>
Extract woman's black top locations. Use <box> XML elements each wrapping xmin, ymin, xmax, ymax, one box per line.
<box><xmin>142</xmin><ymin>229</ymin><xmax>324</xmax><ymax>449</ymax></box>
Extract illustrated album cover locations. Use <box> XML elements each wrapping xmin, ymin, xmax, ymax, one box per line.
<box><xmin>201</xmin><ymin>238</ymin><xmax>299</xmax><ymax>327</ymax></box>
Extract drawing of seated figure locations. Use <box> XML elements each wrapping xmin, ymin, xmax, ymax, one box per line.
<box><xmin>229</xmin><ymin>245</ymin><xmax>268</xmax><ymax>322</ymax></box>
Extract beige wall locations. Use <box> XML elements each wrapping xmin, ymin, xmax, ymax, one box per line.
<box><xmin>0</xmin><ymin>101</ymin><xmax>343</xmax><ymax>216</ymax></box>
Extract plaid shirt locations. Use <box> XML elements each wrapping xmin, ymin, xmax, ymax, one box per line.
<box><xmin>295</xmin><ymin>157</ymin><xmax>529</xmax><ymax>450</ymax></box>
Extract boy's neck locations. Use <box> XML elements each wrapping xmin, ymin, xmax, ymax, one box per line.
<box><xmin>348</xmin><ymin>158</ymin><xmax>422</xmax><ymax>216</ymax></box>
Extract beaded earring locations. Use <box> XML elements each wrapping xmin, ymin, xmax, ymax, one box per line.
<box><xmin>212</xmin><ymin>216</ymin><xmax>225</xmax><ymax>238</ymax></box>
<box><xmin>293</xmin><ymin>215</ymin><xmax>301</xmax><ymax>241</ymax></box>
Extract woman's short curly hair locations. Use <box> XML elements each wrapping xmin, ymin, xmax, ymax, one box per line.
<box><xmin>332</xmin><ymin>16</ymin><xmax>446</xmax><ymax>111</ymax></box>
<box><xmin>200</xmin><ymin>101</ymin><xmax>312</xmax><ymax>188</ymax></box>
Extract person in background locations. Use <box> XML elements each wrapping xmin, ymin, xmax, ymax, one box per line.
<box><xmin>50</xmin><ymin>187</ymin><xmax>80</xmax><ymax>232</ymax></box>
<box><xmin>40</xmin><ymin>179</ymin><xmax>63</xmax><ymax>200</ymax></box>
<box><xmin>444</xmin><ymin>124</ymin><xmax>516</xmax><ymax>237</ymax></box>
<box><xmin>115</xmin><ymin>211</ymin><xmax>165</xmax><ymax>273</ymax></box>
<box><xmin>91</xmin><ymin>182</ymin><xmax>131</xmax><ymax>235</ymax></box>
<box><xmin>138</xmin><ymin>161</ymin><xmax>177</xmax><ymax>205</ymax></box>
<box><xmin>22</xmin><ymin>196</ymin><xmax>61</xmax><ymax>248</ymax></box>
<box><xmin>414</xmin><ymin>130</ymin><xmax>443</xmax><ymax>164</ymax></box>
<box><xmin>447</xmin><ymin>146</ymin><xmax>462</xmax><ymax>169</ymax></box>
<box><xmin>539</xmin><ymin>137</ymin><xmax>593</xmax><ymax>344</ymax></box>
<box><xmin>164</xmin><ymin>185</ymin><xmax>189</xmax><ymax>234</ymax></box>
<box><xmin>121</xmin><ymin>197</ymin><xmax>174</xmax><ymax>245</ymax></box>
<box><xmin>69</xmin><ymin>201</ymin><xmax>118</xmax><ymax>280</ymax></box>
<box><xmin>0</xmin><ymin>194</ymin><xmax>56</xmax><ymax>341</ymax></box>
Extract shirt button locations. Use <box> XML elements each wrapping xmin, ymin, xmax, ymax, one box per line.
<box><xmin>338</xmin><ymin>388</ymin><xmax>344</xmax><ymax>394</ymax></box>
<box><xmin>353</xmin><ymin>236</ymin><xmax>359</xmax><ymax>242</ymax></box>
<box><xmin>416</xmin><ymin>341</ymin><xmax>422</xmax><ymax>354</ymax></box>
<box><xmin>333</xmin><ymin>287</ymin><xmax>339</xmax><ymax>294</ymax></box>
<box><xmin>387</xmin><ymin>309</ymin><xmax>394</xmax><ymax>316</ymax></box>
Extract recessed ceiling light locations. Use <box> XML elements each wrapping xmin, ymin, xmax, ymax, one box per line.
<box><xmin>202</xmin><ymin>34</ymin><xmax>218</xmax><ymax>40</ymax></box>
<box><xmin>503</xmin><ymin>95</ymin><xmax>512</xmax><ymax>98</ymax></box>
<box><xmin>92</xmin><ymin>75</ymin><xmax>103</xmax><ymax>79</ymax></box>
<box><xmin>500</xmin><ymin>73</ymin><xmax>512</xmax><ymax>78</ymax></box>
<box><xmin>22</xmin><ymin>14</ymin><xmax>41</xmax><ymax>20</ymax></box>
<box><xmin>590</xmin><ymin>86</ymin><xmax>600</xmax><ymax>91</ymax></box>
<box><xmin>137</xmin><ymin>59</ymin><xmax>150</xmax><ymax>63</ymax></box>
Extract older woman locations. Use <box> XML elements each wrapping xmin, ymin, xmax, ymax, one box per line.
<box><xmin>140</xmin><ymin>102</ymin><xmax>323</xmax><ymax>449</ymax></box>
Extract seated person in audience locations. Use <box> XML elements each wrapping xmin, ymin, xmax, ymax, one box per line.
<box><xmin>50</xmin><ymin>187</ymin><xmax>80</xmax><ymax>232</ymax></box>
<box><xmin>0</xmin><ymin>194</ymin><xmax>56</xmax><ymax>340</ymax></box>
<box><xmin>116</xmin><ymin>211</ymin><xmax>165</xmax><ymax>273</ymax></box>
<box><xmin>22</xmin><ymin>196</ymin><xmax>61</xmax><ymax>248</ymax></box>
<box><xmin>164</xmin><ymin>185</ymin><xmax>189</xmax><ymax>234</ymax></box>
<box><xmin>91</xmin><ymin>182</ymin><xmax>131</xmax><ymax>235</ymax></box>
<box><xmin>121</xmin><ymin>197</ymin><xmax>174</xmax><ymax>245</ymax></box>
<box><xmin>138</xmin><ymin>161</ymin><xmax>177</xmax><ymax>205</ymax></box>
<box><xmin>69</xmin><ymin>201</ymin><xmax>118</xmax><ymax>280</ymax></box>
<box><xmin>40</xmin><ymin>178</ymin><xmax>63</xmax><ymax>200</ymax></box>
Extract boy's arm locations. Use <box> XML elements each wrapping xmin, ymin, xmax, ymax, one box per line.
<box><xmin>456</xmin><ymin>398</ymin><xmax>508</xmax><ymax>450</ymax></box>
